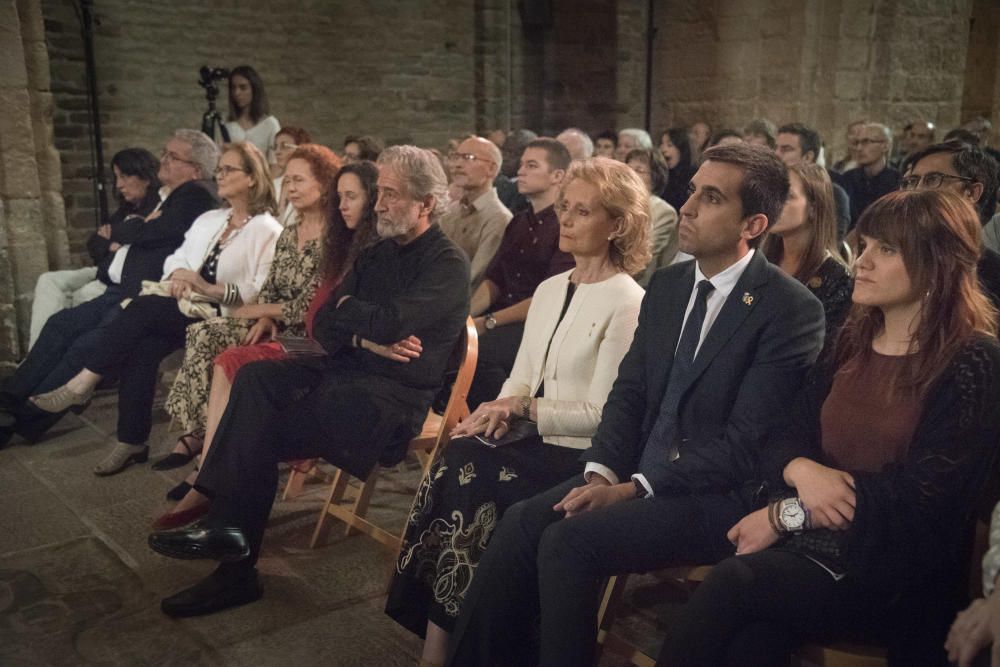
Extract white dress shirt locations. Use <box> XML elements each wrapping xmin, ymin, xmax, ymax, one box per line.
<box><xmin>585</xmin><ymin>249</ymin><xmax>757</xmax><ymax>494</ymax></box>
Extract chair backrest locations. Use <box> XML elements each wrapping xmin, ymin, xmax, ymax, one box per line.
<box><xmin>432</xmin><ymin>316</ymin><xmax>478</xmax><ymax>451</ymax></box>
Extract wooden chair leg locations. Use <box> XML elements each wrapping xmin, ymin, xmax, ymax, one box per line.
<box><xmin>310</xmin><ymin>468</ymin><xmax>350</xmax><ymax>548</ymax></box>
<box><xmin>345</xmin><ymin>470</ymin><xmax>378</xmax><ymax>537</ymax></box>
<box><xmin>595</xmin><ymin>575</ymin><xmax>630</xmax><ymax>661</ymax></box>
<box><xmin>282</xmin><ymin>468</ymin><xmax>305</xmax><ymax>500</ymax></box>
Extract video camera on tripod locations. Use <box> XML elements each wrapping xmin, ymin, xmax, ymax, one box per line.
<box><xmin>198</xmin><ymin>66</ymin><xmax>231</xmax><ymax>143</ymax></box>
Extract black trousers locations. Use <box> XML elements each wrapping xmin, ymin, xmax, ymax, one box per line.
<box><xmin>446</xmin><ymin>474</ymin><xmax>747</xmax><ymax>667</ymax></box>
<box><xmin>195</xmin><ymin>357</ymin><xmax>424</xmax><ymax>568</ymax></box>
<box><xmin>84</xmin><ymin>295</ymin><xmax>197</xmax><ymax>445</ymax></box>
<box><xmin>466</xmin><ymin>322</ymin><xmax>525</xmax><ymax>410</ymax></box>
<box><xmin>659</xmin><ymin>549</ymin><xmax>956</xmax><ymax>667</ymax></box>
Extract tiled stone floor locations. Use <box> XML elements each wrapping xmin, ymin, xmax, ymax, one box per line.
<box><xmin>0</xmin><ymin>391</ymin><xmax>676</xmax><ymax>666</ymax></box>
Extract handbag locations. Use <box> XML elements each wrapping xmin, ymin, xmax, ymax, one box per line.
<box><xmin>130</xmin><ymin>280</ymin><xmax>219</xmax><ymax>320</ymax></box>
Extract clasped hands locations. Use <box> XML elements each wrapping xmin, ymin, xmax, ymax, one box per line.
<box><xmin>450</xmin><ymin>397</ymin><xmax>521</xmax><ymax>440</ymax></box>
<box><xmin>167</xmin><ymin>269</ymin><xmax>210</xmax><ymax>300</ymax></box>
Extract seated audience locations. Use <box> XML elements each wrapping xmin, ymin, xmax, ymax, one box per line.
<box><xmin>0</xmin><ymin>130</ymin><xmax>220</xmax><ymax>444</ymax></box>
<box><xmin>660</xmin><ymin>127</ymin><xmax>697</xmax><ymax>212</ymax></box>
<box><xmin>660</xmin><ymin>189</ymin><xmax>1000</xmax><ymax>666</ymax></box>
<box><xmin>624</xmin><ymin>147</ymin><xmax>684</xmax><ymax>285</ymax></box>
<box><xmin>709</xmin><ymin>128</ymin><xmax>744</xmax><ymax>147</ymax></box>
<box><xmin>496</xmin><ymin>128</ymin><xmax>536</xmax><ymax>213</ymax></box>
<box><xmin>446</xmin><ymin>144</ymin><xmax>825</xmax><ymax>666</ymax></box>
<box><xmin>762</xmin><ymin>163</ymin><xmax>853</xmax><ymax>340</ymax></box>
<box><xmin>486</xmin><ymin>128</ymin><xmax>506</xmax><ymax>149</ymax></box>
<box><xmin>147</xmin><ymin>145</ymin><xmax>470</xmax><ymax>618</ymax></box>
<box><xmin>270</xmin><ymin>126</ymin><xmax>311</xmax><ymax>226</ymax></box>
<box><xmin>890</xmin><ymin>118</ymin><xmax>935</xmax><ymax>170</ymax></box>
<box><xmin>743</xmin><ymin>118</ymin><xmax>777</xmax><ymax>149</ymax></box>
<box><xmin>832</xmin><ymin>119</ymin><xmax>868</xmax><ymax>174</ymax></box>
<box><xmin>466</xmin><ymin>138</ymin><xmax>574</xmax><ymax>409</ymax></box>
<box><xmin>155</xmin><ymin>145</ymin><xmax>342</xmax><ymax>472</ymax></box>
<box><xmin>154</xmin><ymin>160</ymin><xmax>379</xmax><ymax>530</ymax></box>
<box><xmin>593</xmin><ymin>130</ymin><xmax>617</xmax><ymax>158</ymax></box>
<box><xmin>343</xmin><ymin>134</ymin><xmax>384</xmax><ymax>163</ymax></box>
<box><xmin>223</xmin><ymin>66</ymin><xmax>280</xmax><ymax>161</ymax></box>
<box><xmin>688</xmin><ymin>120</ymin><xmax>713</xmax><ymax>161</ymax></box>
<box><xmin>841</xmin><ymin>122</ymin><xmax>900</xmax><ymax>230</ymax></box>
<box><xmin>902</xmin><ymin>140</ymin><xmax>1000</xmax><ymax>315</ymax></box>
<box><xmin>946</xmin><ymin>500</ymin><xmax>1000</xmax><ymax>666</ymax></box>
<box><xmin>385</xmin><ymin>157</ymin><xmax>649</xmax><ymax>666</ymax></box>
<box><xmin>30</xmin><ymin>148</ymin><xmax>161</xmax><ymax>349</ymax></box>
<box><xmin>440</xmin><ymin>137</ymin><xmax>512</xmax><ymax>290</ymax></box>
<box><xmin>556</xmin><ymin>127</ymin><xmax>594</xmax><ymax>161</ymax></box>
<box><xmin>614</xmin><ymin>128</ymin><xmax>653</xmax><ymax>162</ymax></box>
<box><xmin>30</xmin><ymin>142</ymin><xmax>281</xmax><ymax>476</ymax></box>
<box><xmin>776</xmin><ymin>123</ymin><xmax>851</xmax><ymax>239</ymax></box>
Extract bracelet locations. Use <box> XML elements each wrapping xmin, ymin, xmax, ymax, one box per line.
<box><xmin>519</xmin><ymin>396</ymin><xmax>531</xmax><ymax>420</ymax></box>
<box><xmin>221</xmin><ymin>282</ymin><xmax>240</xmax><ymax>306</ymax></box>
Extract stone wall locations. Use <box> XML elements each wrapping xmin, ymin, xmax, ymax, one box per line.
<box><xmin>0</xmin><ymin>0</ymin><xmax>67</xmax><ymax>366</ymax></box>
<box><xmin>648</xmin><ymin>0</ymin><xmax>979</xmax><ymax>161</ymax></box>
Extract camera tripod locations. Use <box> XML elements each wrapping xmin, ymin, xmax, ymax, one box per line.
<box><xmin>201</xmin><ymin>103</ymin><xmax>231</xmax><ymax>144</ymax></box>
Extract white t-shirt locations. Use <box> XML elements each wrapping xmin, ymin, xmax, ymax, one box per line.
<box><xmin>224</xmin><ymin>115</ymin><xmax>281</xmax><ymax>161</ymax></box>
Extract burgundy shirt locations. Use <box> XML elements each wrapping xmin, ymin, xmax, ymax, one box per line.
<box><xmin>484</xmin><ymin>204</ymin><xmax>575</xmax><ymax>310</ymax></box>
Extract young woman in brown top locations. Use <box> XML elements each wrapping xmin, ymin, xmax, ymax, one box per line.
<box><xmin>659</xmin><ymin>189</ymin><xmax>1000</xmax><ymax>666</ymax></box>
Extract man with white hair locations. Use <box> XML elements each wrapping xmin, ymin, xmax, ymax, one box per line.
<box><xmin>614</xmin><ymin>128</ymin><xmax>653</xmax><ymax>162</ymax></box>
<box><xmin>556</xmin><ymin>128</ymin><xmax>594</xmax><ymax>161</ymax></box>
<box><xmin>441</xmin><ymin>136</ymin><xmax>512</xmax><ymax>289</ymax></box>
<box><xmin>149</xmin><ymin>145</ymin><xmax>470</xmax><ymax>618</ymax></box>
<box><xmin>840</xmin><ymin>122</ymin><xmax>900</xmax><ymax>229</ymax></box>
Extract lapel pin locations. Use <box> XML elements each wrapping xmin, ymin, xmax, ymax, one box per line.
<box><xmin>742</xmin><ymin>292</ymin><xmax>754</xmax><ymax>306</ymax></box>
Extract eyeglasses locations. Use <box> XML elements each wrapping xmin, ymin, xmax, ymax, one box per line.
<box><xmin>272</xmin><ymin>141</ymin><xmax>298</xmax><ymax>152</ymax></box>
<box><xmin>214</xmin><ymin>165</ymin><xmax>249</xmax><ymax>178</ymax></box>
<box><xmin>160</xmin><ymin>150</ymin><xmax>199</xmax><ymax>166</ymax></box>
<box><xmin>448</xmin><ymin>152</ymin><xmax>493</xmax><ymax>164</ymax></box>
<box><xmin>849</xmin><ymin>138</ymin><xmax>887</xmax><ymax>147</ymax></box>
<box><xmin>899</xmin><ymin>172</ymin><xmax>977</xmax><ymax>190</ymax></box>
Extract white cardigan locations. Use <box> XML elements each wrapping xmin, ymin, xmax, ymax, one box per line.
<box><xmin>161</xmin><ymin>208</ymin><xmax>282</xmax><ymax>316</ymax></box>
<box><xmin>498</xmin><ymin>270</ymin><xmax>644</xmax><ymax>450</ymax></box>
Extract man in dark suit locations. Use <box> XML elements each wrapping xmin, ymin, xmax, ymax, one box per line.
<box><xmin>447</xmin><ymin>144</ymin><xmax>827</xmax><ymax>667</ymax></box>
<box><xmin>148</xmin><ymin>145</ymin><xmax>471</xmax><ymax>618</ymax></box>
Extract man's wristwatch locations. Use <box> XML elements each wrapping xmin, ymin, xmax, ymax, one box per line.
<box><xmin>484</xmin><ymin>312</ymin><xmax>497</xmax><ymax>330</ymax></box>
<box><xmin>774</xmin><ymin>497</ymin><xmax>808</xmax><ymax>533</ymax></box>
<box><xmin>633</xmin><ymin>478</ymin><xmax>649</xmax><ymax>499</ymax></box>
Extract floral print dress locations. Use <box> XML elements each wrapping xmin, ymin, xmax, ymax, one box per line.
<box><xmin>164</xmin><ymin>223</ymin><xmax>321</xmax><ymax>432</ymax></box>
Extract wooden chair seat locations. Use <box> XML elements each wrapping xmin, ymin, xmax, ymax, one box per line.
<box><xmin>280</xmin><ymin>317</ymin><xmax>478</xmax><ymax>551</ymax></box>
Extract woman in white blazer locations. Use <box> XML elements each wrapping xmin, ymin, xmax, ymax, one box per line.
<box><xmin>31</xmin><ymin>142</ymin><xmax>281</xmax><ymax>476</ymax></box>
<box><xmin>387</xmin><ymin>158</ymin><xmax>651</xmax><ymax>666</ymax></box>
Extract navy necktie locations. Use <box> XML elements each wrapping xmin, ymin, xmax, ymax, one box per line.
<box><xmin>639</xmin><ymin>279</ymin><xmax>716</xmax><ymax>475</ymax></box>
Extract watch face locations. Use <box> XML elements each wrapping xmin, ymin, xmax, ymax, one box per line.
<box><xmin>780</xmin><ymin>502</ymin><xmax>806</xmax><ymax>530</ymax></box>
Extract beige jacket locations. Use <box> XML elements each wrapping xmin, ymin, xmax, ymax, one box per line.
<box><xmin>498</xmin><ymin>270</ymin><xmax>644</xmax><ymax>450</ymax></box>
<box><xmin>637</xmin><ymin>195</ymin><xmax>679</xmax><ymax>287</ymax></box>
<box><xmin>439</xmin><ymin>188</ymin><xmax>512</xmax><ymax>290</ymax></box>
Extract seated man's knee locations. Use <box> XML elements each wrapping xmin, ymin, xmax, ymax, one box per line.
<box><xmin>537</xmin><ymin>516</ymin><xmax>591</xmax><ymax>569</ymax></box>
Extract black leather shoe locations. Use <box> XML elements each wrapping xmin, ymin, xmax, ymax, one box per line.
<box><xmin>148</xmin><ymin>526</ymin><xmax>250</xmax><ymax>562</ymax></box>
<box><xmin>160</xmin><ymin>570</ymin><xmax>262</xmax><ymax>617</ymax></box>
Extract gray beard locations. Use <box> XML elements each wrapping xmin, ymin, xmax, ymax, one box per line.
<box><xmin>377</xmin><ymin>216</ymin><xmax>413</xmax><ymax>239</ymax></box>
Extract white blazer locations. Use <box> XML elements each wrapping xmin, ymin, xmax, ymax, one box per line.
<box><xmin>161</xmin><ymin>208</ymin><xmax>282</xmax><ymax>315</ymax></box>
<box><xmin>498</xmin><ymin>270</ymin><xmax>644</xmax><ymax>450</ymax></box>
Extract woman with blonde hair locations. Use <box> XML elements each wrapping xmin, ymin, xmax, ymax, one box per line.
<box><xmin>660</xmin><ymin>189</ymin><xmax>1000</xmax><ymax>666</ymax></box>
<box><xmin>763</xmin><ymin>162</ymin><xmax>853</xmax><ymax>339</ymax></box>
<box><xmin>31</xmin><ymin>142</ymin><xmax>282</xmax><ymax>476</ymax></box>
<box><xmin>386</xmin><ymin>157</ymin><xmax>650</xmax><ymax>667</ymax></box>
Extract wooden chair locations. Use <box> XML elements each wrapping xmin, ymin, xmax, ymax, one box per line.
<box><xmin>282</xmin><ymin>317</ymin><xmax>478</xmax><ymax>550</ymax></box>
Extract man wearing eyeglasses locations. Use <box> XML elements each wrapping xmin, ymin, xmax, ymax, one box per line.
<box><xmin>840</xmin><ymin>122</ymin><xmax>901</xmax><ymax>230</ymax></box>
<box><xmin>440</xmin><ymin>137</ymin><xmax>512</xmax><ymax>290</ymax></box>
<box><xmin>902</xmin><ymin>139</ymin><xmax>1000</xmax><ymax>315</ymax></box>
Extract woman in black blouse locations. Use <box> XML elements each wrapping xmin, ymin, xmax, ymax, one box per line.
<box><xmin>658</xmin><ymin>127</ymin><xmax>697</xmax><ymax>212</ymax></box>
<box><xmin>659</xmin><ymin>189</ymin><xmax>1000</xmax><ymax>666</ymax></box>
<box><xmin>763</xmin><ymin>162</ymin><xmax>853</xmax><ymax>340</ymax></box>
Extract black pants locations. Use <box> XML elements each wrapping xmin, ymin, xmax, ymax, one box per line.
<box><xmin>446</xmin><ymin>474</ymin><xmax>746</xmax><ymax>667</ymax></box>
<box><xmin>195</xmin><ymin>357</ymin><xmax>424</xmax><ymax>568</ymax></box>
<box><xmin>659</xmin><ymin>549</ymin><xmax>955</xmax><ymax>667</ymax></box>
<box><xmin>466</xmin><ymin>322</ymin><xmax>525</xmax><ymax>410</ymax></box>
<box><xmin>83</xmin><ymin>295</ymin><xmax>197</xmax><ymax>445</ymax></box>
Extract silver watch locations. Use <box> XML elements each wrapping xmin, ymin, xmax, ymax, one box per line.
<box><xmin>484</xmin><ymin>313</ymin><xmax>497</xmax><ymax>330</ymax></box>
<box><xmin>777</xmin><ymin>497</ymin><xmax>808</xmax><ymax>532</ymax></box>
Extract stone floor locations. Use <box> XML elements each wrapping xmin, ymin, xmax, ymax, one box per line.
<box><xmin>0</xmin><ymin>391</ymin><xmax>678</xmax><ymax>666</ymax></box>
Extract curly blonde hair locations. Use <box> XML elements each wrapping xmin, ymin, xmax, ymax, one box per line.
<box><xmin>562</xmin><ymin>157</ymin><xmax>652</xmax><ymax>275</ymax></box>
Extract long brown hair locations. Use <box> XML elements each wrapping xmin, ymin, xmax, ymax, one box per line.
<box><xmin>762</xmin><ymin>163</ymin><xmax>844</xmax><ymax>283</ymax></box>
<box><xmin>835</xmin><ymin>189</ymin><xmax>997</xmax><ymax>396</ymax></box>
<box><xmin>322</xmin><ymin>160</ymin><xmax>380</xmax><ymax>280</ymax></box>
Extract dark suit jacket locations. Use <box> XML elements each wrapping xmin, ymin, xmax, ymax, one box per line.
<box><xmin>110</xmin><ymin>179</ymin><xmax>218</xmax><ymax>296</ymax></box>
<box><xmin>581</xmin><ymin>251</ymin><xmax>826</xmax><ymax>495</ymax></box>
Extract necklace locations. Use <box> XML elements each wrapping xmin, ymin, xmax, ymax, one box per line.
<box><xmin>220</xmin><ymin>210</ymin><xmax>252</xmax><ymax>247</ymax></box>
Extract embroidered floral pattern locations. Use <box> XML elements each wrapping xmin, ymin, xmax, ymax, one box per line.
<box><xmin>498</xmin><ymin>467</ymin><xmax>518</xmax><ymax>482</ymax></box>
<box><xmin>458</xmin><ymin>463</ymin><xmax>476</xmax><ymax>486</ymax></box>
